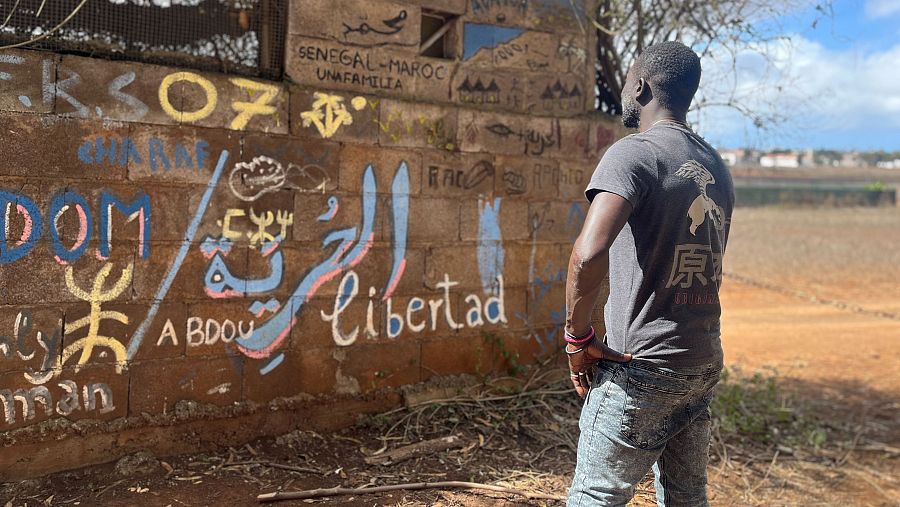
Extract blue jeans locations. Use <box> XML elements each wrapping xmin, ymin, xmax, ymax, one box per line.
<box><xmin>568</xmin><ymin>359</ymin><xmax>722</xmax><ymax>506</ymax></box>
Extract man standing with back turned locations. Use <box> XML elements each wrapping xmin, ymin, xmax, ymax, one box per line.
<box><xmin>564</xmin><ymin>41</ymin><xmax>734</xmax><ymax>506</ymax></box>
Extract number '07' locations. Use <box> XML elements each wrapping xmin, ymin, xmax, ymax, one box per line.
<box><xmin>158</xmin><ymin>72</ymin><xmax>280</xmax><ymax>130</ymax></box>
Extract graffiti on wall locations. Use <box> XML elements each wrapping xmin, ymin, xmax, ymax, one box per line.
<box><xmin>0</xmin><ymin>55</ymin><xmax>284</xmax><ymax>130</ymax></box>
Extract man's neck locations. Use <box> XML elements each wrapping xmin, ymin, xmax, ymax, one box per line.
<box><xmin>639</xmin><ymin>109</ymin><xmax>686</xmax><ymax>133</ymax></box>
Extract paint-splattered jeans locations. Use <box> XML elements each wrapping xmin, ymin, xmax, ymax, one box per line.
<box><xmin>567</xmin><ymin>359</ymin><xmax>721</xmax><ymax>507</ymax></box>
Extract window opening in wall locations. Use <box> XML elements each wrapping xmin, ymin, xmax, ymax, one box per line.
<box><xmin>419</xmin><ymin>10</ymin><xmax>458</xmax><ymax>59</ymax></box>
<box><xmin>0</xmin><ymin>0</ymin><xmax>287</xmax><ymax>80</ymax></box>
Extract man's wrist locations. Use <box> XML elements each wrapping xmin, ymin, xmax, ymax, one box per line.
<box><xmin>564</xmin><ymin>326</ymin><xmax>595</xmax><ymax>346</ymax></box>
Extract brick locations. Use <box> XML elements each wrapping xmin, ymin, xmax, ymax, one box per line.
<box><xmin>0</xmin><ymin>306</ymin><xmax>64</xmax><ymax>378</ymax></box>
<box><xmin>126</xmin><ymin>124</ymin><xmax>240</xmax><ymax>185</ymax></box>
<box><xmin>452</xmin><ymin>67</ymin><xmax>526</xmax><ymax>112</ymax></box>
<box><xmin>128</xmin><ymin>355</ymin><xmax>243</xmax><ymax>416</ymax></box>
<box><xmin>424</xmin><ymin>243</ymin><xmax>483</xmax><ymax>291</ymax></box>
<box><xmin>467</xmin><ymin>0</ymin><xmax>591</xmax><ymax>33</ymax></box>
<box><xmin>557</xmin><ymin>117</ymin><xmax>620</xmax><ymax>163</ymax></box>
<box><xmin>290</xmin><ymin>87</ymin><xmax>381</xmax><ymax>144</ymax></box>
<box><xmin>421</xmin><ymin>334</ymin><xmax>490</xmax><ymax>379</ymax></box>
<box><xmin>494</xmin><ymin>155</ymin><xmax>560</xmax><ymax>199</ymax></box>
<box><xmin>339</xmin><ymin>144</ymin><xmax>422</xmax><ymax>195</ymax></box>
<box><xmin>406</xmin><ymin>197</ymin><xmax>460</xmax><ymax>244</ymax></box>
<box><xmin>55</xmin><ymin>55</ymin><xmax>176</xmax><ymax>125</ymax></box>
<box><xmin>559</xmin><ymin>160</ymin><xmax>593</xmax><ymax>201</ymax></box>
<box><xmin>184</xmin><ymin>300</ymin><xmax>260</xmax><ymax>357</ymax></box>
<box><xmin>0</xmin><ymin>243</ymin><xmax>69</xmax><ymax>305</ymax></box>
<box><xmin>491</xmin><ymin>333</ymin><xmax>551</xmax><ymax>373</ymax></box>
<box><xmin>526</xmin><ymin>73</ymin><xmax>587</xmax><ymax>116</ymax></box>
<box><xmin>0</xmin><ymin>113</ymin><xmax>129</xmax><ymax>180</ymax></box>
<box><xmin>290</xmin><ymin>0</ymin><xmax>421</xmax><ymax>51</ymax></box>
<box><xmin>125</xmin><ymin>303</ymin><xmax>189</xmax><ymax>361</ymax></box>
<box><xmin>131</xmin><ymin>242</ymin><xmax>247</xmax><ymax>302</ymax></box>
<box><xmin>242</xmin><ymin>132</ymin><xmax>340</xmax><ymax>195</ymax></box>
<box><xmin>0</xmin><ymin>49</ymin><xmax>55</xmax><ymax>114</ymax></box>
<box><xmin>502</xmin><ymin>242</ymin><xmax>568</xmax><ymax>288</ymax></box>
<box><xmin>286</xmin><ymin>36</ymin><xmax>454</xmax><ymax>102</ymax></box>
<box><xmin>339</xmin><ymin>340</ymin><xmax>421</xmax><ymax>392</ymax></box>
<box><xmin>422</xmin><ymin>151</ymin><xmax>495</xmax><ymax>197</ymax></box>
<box><xmin>293</xmin><ymin>194</ymin><xmax>386</xmax><ymax>243</ymax></box>
<box><xmin>179</xmin><ymin>71</ymin><xmax>288</xmax><ymax>134</ymax></box>
<box><xmin>456</xmin><ymin>284</ymin><xmax>526</xmax><ymax>338</ymax></box>
<box><xmin>241</xmin><ymin>349</ymin><xmax>331</xmax><ymax>402</ymax></box>
<box><xmin>459</xmin><ymin>197</ymin><xmax>529</xmax><ymax>242</ymax></box>
<box><xmin>0</xmin><ymin>363</ymin><xmax>127</xmax><ymax>431</ymax></box>
<box><xmin>458</xmin><ymin>109</ymin><xmax>562</xmax><ymax>157</ymax></box>
<box><xmin>528</xmin><ymin>200</ymin><xmax>584</xmax><ymax>242</ymax></box>
<box><xmin>193</xmin><ymin>184</ymin><xmax>296</xmax><ymax>245</ymax></box>
<box><xmin>377</xmin><ymin>100</ymin><xmax>458</xmax><ymax>151</ymax></box>
<box><xmin>467</xmin><ymin>0</ymin><xmax>531</xmax><ymax>27</ymax></box>
<box><xmin>463</xmin><ymin>28</ymin><xmax>563</xmax><ymax>74</ymax></box>
<box><xmin>292</xmin><ymin>293</ymin><xmax>379</xmax><ymax>351</ymax></box>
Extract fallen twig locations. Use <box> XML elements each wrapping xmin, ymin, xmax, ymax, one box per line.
<box><xmin>365</xmin><ymin>435</ymin><xmax>466</xmax><ymax>465</ymax></box>
<box><xmin>221</xmin><ymin>461</ymin><xmax>322</xmax><ymax>475</ymax></box>
<box><xmin>258</xmin><ymin>481</ymin><xmax>565</xmax><ymax>502</ymax></box>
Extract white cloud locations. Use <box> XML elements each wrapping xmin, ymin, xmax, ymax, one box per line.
<box><xmin>693</xmin><ymin>35</ymin><xmax>900</xmax><ymax>148</ymax></box>
<box><xmin>866</xmin><ymin>0</ymin><xmax>900</xmax><ymax>18</ymax></box>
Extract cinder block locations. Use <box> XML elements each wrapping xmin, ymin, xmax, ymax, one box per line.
<box><xmin>0</xmin><ymin>114</ymin><xmax>129</xmax><ymax>180</ymax></box>
<box><xmin>175</xmin><ymin>70</ymin><xmax>288</xmax><ymax>134</ymax></box>
<box><xmin>406</xmin><ymin>197</ymin><xmax>460</xmax><ymax>244</ymax></box>
<box><xmin>0</xmin><ymin>49</ymin><xmax>56</xmax><ymax>114</ymax></box>
<box><xmin>339</xmin><ymin>144</ymin><xmax>422</xmax><ymax>195</ymax></box>
<box><xmin>526</xmin><ymin>73</ymin><xmax>588</xmax><ymax>116</ymax></box>
<box><xmin>0</xmin><ymin>305</ymin><xmax>64</xmax><ymax>376</ymax></box>
<box><xmin>128</xmin><ymin>355</ymin><xmax>243</xmax><ymax>416</ymax></box>
<box><xmin>289</xmin><ymin>0</ymin><xmax>422</xmax><ymax>52</ymax></box>
<box><xmin>290</xmin><ymin>87</ymin><xmax>381</xmax><ymax>144</ymax></box>
<box><xmin>127</xmin><ymin>124</ymin><xmax>240</xmax><ymax>185</ymax></box>
<box><xmin>55</xmin><ymin>54</ymin><xmax>176</xmax><ymax>125</ymax></box>
<box><xmin>241</xmin><ymin>349</ymin><xmax>330</xmax><ymax>402</ymax></box>
<box><xmin>339</xmin><ymin>340</ymin><xmax>421</xmax><ymax>392</ymax></box>
<box><xmin>422</xmin><ymin>151</ymin><xmax>495</xmax><ymax>197</ymax></box>
<box><xmin>463</xmin><ymin>28</ymin><xmax>562</xmax><ymax>74</ymax></box>
<box><xmin>125</xmin><ymin>303</ymin><xmax>189</xmax><ymax>361</ymax></box>
<box><xmin>452</xmin><ymin>68</ymin><xmax>526</xmax><ymax>112</ymax></box>
<box><xmin>557</xmin><ymin>117</ymin><xmax>620</xmax><ymax>162</ymax></box>
<box><xmin>421</xmin><ymin>334</ymin><xmax>490</xmax><ymax>379</ymax></box>
<box><xmin>287</xmin><ymin>36</ymin><xmax>455</xmax><ymax>102</ymax></box>
<box><xmin>558</xmin><ymin>160</ymin><xmax>593</xmax><ymax>201</ymax></box>
<box><xmin>458</xmin><ymin>109</ymin><xmax>562</xmax><ymax>157</ymax></box>
<box><xmin>184</xmin><ymin>300</ymin><xmax>261</xmax><ymax>357</ymax></box>
<box><xmin>293</xmin><ymin>194</ymin><xmax>386</xmax><ymax>243</ymax></box>
<box><xmin>242</xmin><ymin>132</ymin><xmax>341</xmax><ymax>195</ymax></box>
<box><xmin>377</xmin><ymin>100</ymin><xmax>458</xmax><ymax>151</ymax></box>
<box><xmin>527</xmin><ymin>200</ymin><xmax>584</xmax><ymax>242</ymax></box>
<box><xmin>459</xmin><ymin>196</ymin><xmax>529</xmax><ymax>242</ymax></box>
<box><xmin>494</xmin><ymin>155</ymin><xmax>560</xmax><ymax>199</ymax></box>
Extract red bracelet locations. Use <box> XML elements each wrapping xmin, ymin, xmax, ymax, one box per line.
<box><xmin>564</xmin><ymin>326</ymin><xmax>595</xmax><ymax>345</ymax></box>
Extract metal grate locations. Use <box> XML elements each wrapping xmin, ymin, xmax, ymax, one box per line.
<box><xmin>0</xmin><ymin>0</ymin><xmax>287</xmax><ymax>80</ymax></box>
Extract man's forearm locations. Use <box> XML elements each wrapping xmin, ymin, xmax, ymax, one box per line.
<box><xmin>565</xmin><ymin>246</ymin><xmax>609</xmax><ymax>338</ymax></box>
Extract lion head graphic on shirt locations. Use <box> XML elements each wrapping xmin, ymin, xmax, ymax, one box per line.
<box><xmin>675</xmin><ymin>160</ymin><xmax>725</xmax><ymax>235</ymax></box>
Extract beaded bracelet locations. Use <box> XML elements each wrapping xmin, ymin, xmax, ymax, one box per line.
<box><xmin>564</xmin><ymin>326</ymin><xmax>595</xmax><ymax>346</ymax></box>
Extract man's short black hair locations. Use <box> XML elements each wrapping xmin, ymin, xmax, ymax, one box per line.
<box><xmin>634</xmin><ymin>41</ymin><xmax>701</xmax><ymax>113</ymax></box>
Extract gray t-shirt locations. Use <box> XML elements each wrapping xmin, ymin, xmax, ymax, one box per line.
<box><xmin>586</xmin><ymin>122</ymin><xmax>734</xmax><ymax>368</ymax></box>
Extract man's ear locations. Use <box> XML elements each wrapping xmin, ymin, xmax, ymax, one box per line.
<box><xmin>635</xmin><ymin>78</ymin><xmax>652</xmax><ymax>105</ymax></box>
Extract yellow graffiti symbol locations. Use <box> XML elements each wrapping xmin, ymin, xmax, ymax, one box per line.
<box><xmin>60</xmin><ymin>263</ymin><xmax>133</xmax><ymax>374</ymax></box>
<box><xmin>219</xmin><ymin>209</ymin><xmax>246</xmax><ymax>241</ymax></box>
<box><xmin>300</xmin><ymin>92</ymin><xmax>366</xmax><ymax>138</ymax></box>
<box><xmin>159</xmin><ymin>72</ymin><xmax>218</xmax><ymax>123</ymax></box>
<box><xmin>229</xmin><ymin>78</ymin><xmax>280</xmax><ymax>130</ymax></box>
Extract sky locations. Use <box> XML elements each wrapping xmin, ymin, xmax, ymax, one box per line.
<box><xmin>692</xmin><ymin>0</ymin><xmax>900</xmax><ymax>151</ymax></box>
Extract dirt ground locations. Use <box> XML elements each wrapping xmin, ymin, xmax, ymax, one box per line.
<box><xmin>2</xmin><ymin>206</ymin><xmax>899</xmax><ymax>507</ymax></box>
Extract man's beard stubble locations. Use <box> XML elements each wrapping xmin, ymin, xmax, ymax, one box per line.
<box><xmin>621</xmin><ymin>92</ymin><xmax>640</xmax><ymax>129</ymax></box>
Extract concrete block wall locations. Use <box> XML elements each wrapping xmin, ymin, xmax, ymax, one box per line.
<box><xmin>0</xmin><ymin>0</ymin><xmax>623</xmax><ymax>479</ymax></box>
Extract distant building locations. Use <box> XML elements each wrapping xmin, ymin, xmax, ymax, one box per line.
<box><xmin>876</xmin><ymin>159</ymin><xmax>900</xmax><ymax>169</ymax></box>
<box><xmin>718</xmin><ymin>148</ymin><xmax>756</xmax><ymax>166</ymax></box>
<box><xmin>760</xmin><ymin>152</ymin><xmax>801</xmax><ymax>168</ymax></box>
<box><xmin>840</xmin><ymin>152</ymin><xmax>863</xmax><ymax>167</ymax></box>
